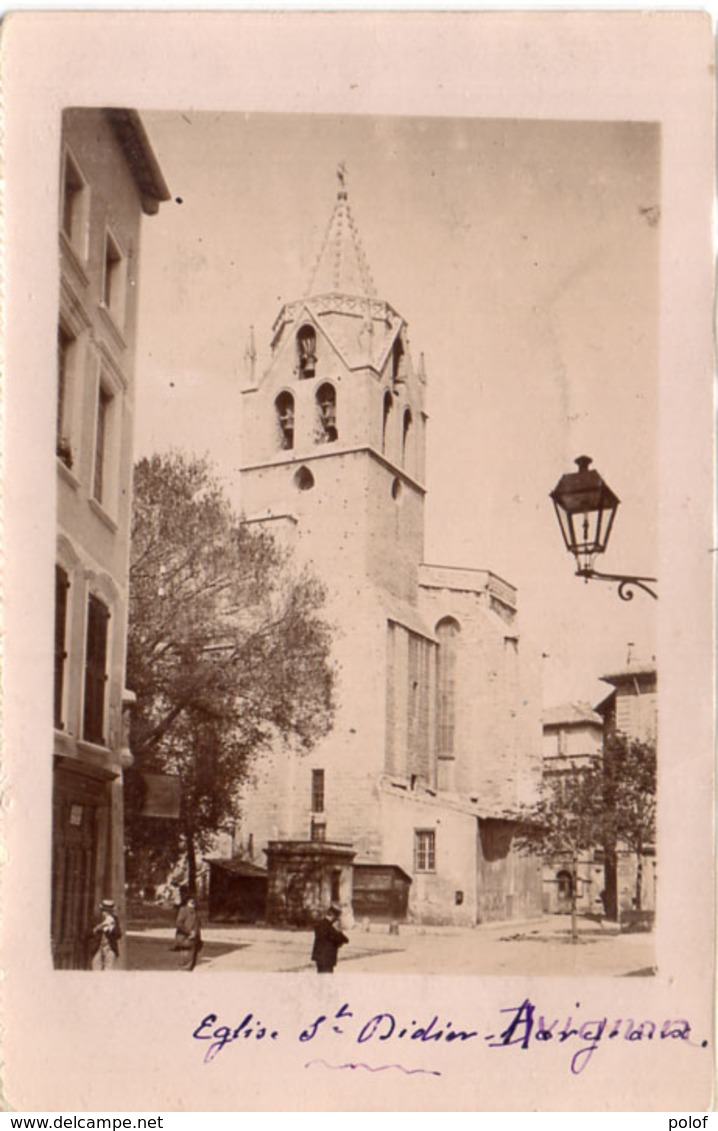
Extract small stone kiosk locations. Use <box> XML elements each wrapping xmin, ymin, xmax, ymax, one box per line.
<box><xmin>264</xmin><ymin>840</ymin><xmax>355</xmax><ymax>927</ymax></box>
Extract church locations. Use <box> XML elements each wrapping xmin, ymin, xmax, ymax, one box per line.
<box><xmin>235</xmin><ymin>172</ymin><xmax>543</xmax><ymax>927</ymax></box>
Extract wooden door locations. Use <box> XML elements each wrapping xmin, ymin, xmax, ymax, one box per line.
<box><xmin>52</xmin><ymin>776</ymin><xmax>101</xmax><ymax>969</ymax></box>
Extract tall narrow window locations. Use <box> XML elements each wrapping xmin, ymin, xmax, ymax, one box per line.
<box><xmin>83</xmin><ymin>594</ymin><xmax>110</xmax><ymax>745</ymax></box>
<box><xmin>275</xmin><ymin>391</ymin><xmax>295</xmax><ymax>450</ymax></box>
<box><xmin>392</xmin><ymin>338</ymin><xmax>406</xmax><ymax>384</ymax></box>
<box><xmin>61</xmin><ymin>150</ymin><xmax>88</xmax><ymax>256</ymax></box>
<box><xmin>93</xmin><ymin>385</ymin><xmax>112</xmax><ymax>504</ymax></box>
<box><xmin>316</xmin><ymin>383</ymin><xmax>337</xmax><ymax>443</ymax></box>
<box><xmin>402</xmin><ymin>408</ymin><xmax>413</xmax><ymax>469</ymax></box>
<box><xmin>436</xmin><ymin>618</ymin><xmax>460</xmax><ymax>757</ymax></box>
<box><xmin>54</xmin><ymin>566</ymin><xmax>70</xmax><ymax>729</ymax></box>
<box><xmin>57</xmin><ymin>326</ymin><xmax>74</xmax><ymax>468</ymax></box>
<box><xmin>382</xmin><ymin>390</ymin><xmax>393</xmax><ymax>453</ymax></box>
<box><xmin>384</xmin><ymin>622</ymin><xmax>398</xmax><ymax>776</ymax></box>
<box><xmin>297</xmin><ymin>325</ymin><xmax>317</xmax><ymax>378</ymax></box>
<box><xmin>311</xmin><ymin>769</ymin><xmax>325</xmax><ymax>813</ymax></box>
<box><xmin>310</xmin><ymin>819</ymin><xmax>326</xmax><ymax>842</ymax></box>
<box><xmin>103</xmin><ymin>231</ymin><xmax>126</xmax><ymax>326</ymax></box>
<box><xmin>414</xmin><ymin>829</ymin><xmax>436</xmax><ymax>873</ymax></box>
<box><xmin>407</xmin><ymin>632</ymin><xmax>432</xmax><ymax>783</ymax></box>
<box><xmin>330</xmin><ymin>870</ymin><xmax>341</xmax><ymax>904</ymax></box>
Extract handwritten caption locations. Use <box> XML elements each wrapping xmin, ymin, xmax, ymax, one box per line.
<box><xmin>191</xmin><ymin>998</ymin><xmax>707</xmax><ymax>1076</ymax></box>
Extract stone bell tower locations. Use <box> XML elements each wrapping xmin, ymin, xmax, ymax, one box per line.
<box><xmin>236</xmin><ymin>168</ymin><xmax>544</xmax><ymax>930</ymax></box>
<box><xmin>240</xmin><ymin>165</ymin><xmax>428</xmax><ymax>607</ymax></box>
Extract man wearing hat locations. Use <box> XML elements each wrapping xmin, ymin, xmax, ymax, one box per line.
<box><xmin>311</xmin><ymin>904</ymin><xmax>348</xmax><ymax>974</ymax></box>
<box><xmin>89</xmin><ymin>898</ymin><xmax>122</xmax><ymax>970</ymax></box>
<box><xmin>172</xmin><ymin>896</ymin><xmax>203</xmax><ymax>971</ymax></box>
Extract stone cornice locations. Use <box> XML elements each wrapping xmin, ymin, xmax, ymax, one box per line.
<box><xmin>241</xmin><ymin>444</ymin><xmax>426</xmax><ymax>494</ymax></box>
<box><xmin>273</xmin><ymin>293</ymin><xmax>401</xmax><ymax>338</ymax></box>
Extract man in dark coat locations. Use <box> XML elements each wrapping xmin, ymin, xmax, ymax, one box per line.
<box><xmin>172</xmin><ymin>896</ymin><xmax>203</xmax><ymax>970</ymax></box>
<box><xmin>311</xmin><ymin>904</ymin><xmax>348</xmax><ymax>973</ymax></box>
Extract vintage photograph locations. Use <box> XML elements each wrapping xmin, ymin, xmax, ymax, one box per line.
<box><xmin>54</xmin><ymin>108</ymin><xmax>659</xmax><ymax>976</ymax></box>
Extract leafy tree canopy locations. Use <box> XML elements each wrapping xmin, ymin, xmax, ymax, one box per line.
<box><xmin>603</xmin><ymin>732</ymin><xmax>656</xmax><ymax>855</ymax></box>
<box><xmin>513</xmin><ymin>759</ymin><xmax>606</xmax><ymax>940</ymax></box>
<box><xmin>515</xmin><ymin>730</ymin><xmax>657</xmax><ymax>921</ymax></box>
<box><xmin>603</xmin><ymin>731</ymin><xmax>656</xmax><ymax>911</ymax></box>
<box><xmin>514</xmin><ymin>759</ymin><xmax>606</xmax><ymax>862</ymax></box>
<box><xmin>125</xmin><ymin>452</ymin><xmax>336</xmax><ymax>889</ymax></box>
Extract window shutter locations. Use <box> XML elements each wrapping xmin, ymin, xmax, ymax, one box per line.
<box><xmin>83</xmin><ymin>594</ymin><xmax>110</xmax><ymax>745</ymax></box>
<box><xmin>54</xmin><ymin>566</ymin><xmax>70</xmax><ymax>728</ymax></box>
<box><xmin>93</xmin><ymin>387</ymin><xmax>111</xmax><ymax>503</ymax></box>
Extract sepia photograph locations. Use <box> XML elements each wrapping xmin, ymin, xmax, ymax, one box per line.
<box><xmin>2</xmin><ymin>10</ymin><xmax>714</xmax><ymax>1113</ymax></box>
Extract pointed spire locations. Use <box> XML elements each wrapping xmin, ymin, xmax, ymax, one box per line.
<box><xmin>304</xmin><ymin>165</ymin><xmax>376</xmax><ymax>300</ymax></box>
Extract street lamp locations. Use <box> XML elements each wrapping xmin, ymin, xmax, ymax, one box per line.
<box><xmin>550</xmin><ymin>456</ymin><xmax>658</xmax><ymax>601</ymax></box>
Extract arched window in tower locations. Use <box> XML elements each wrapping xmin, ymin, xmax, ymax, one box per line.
<box><xmin>316</xmin><ymin>383</ymin><xmax>338</xmax><ymax>443</ymax></box>
<box><xmin>402</xmin><ymin>408</ymin><xmax>413</xmax><ymax>469</ymax></box>
<box><xmin>382</xmin><ymin>390</ymin><xmax>393</xmax><ymax>454</ymax></box>
<box><xmin>436</xmin><ymin>617</ymin><xmax>460</xmax><ymax>758</ymax></box>
<box><xmin>392</xmin><ymin>337</ymin><xmax>406</xmax><ymax>385</ymax></box>
<box><xmin>297</xmin><ymin>324</ymin><xmax>317</xmax><ymax>378</ymax></box>
<box><xmin>275</xmin><ymin>391</ymin><xmax>295</xmax><ymax>450</ymax></box>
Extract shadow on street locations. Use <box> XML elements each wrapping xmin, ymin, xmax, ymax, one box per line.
<box><xmin>124</xmin><ymin>911</ymin><xmax>655</xmax><ymax>976</ymax></box>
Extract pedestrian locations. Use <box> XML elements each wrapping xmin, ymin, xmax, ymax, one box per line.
<box><xmin>311</xmin><ymin>904</ymin><xmax>348</xmax><ymax>974</ymax></box>
<box><xmin>89</xmin><ymin>898</ymin><xmax>122</xmax><ymax>970</ymax></box>
<box><xmin>172</xmin><ymin>896</ymin><xmax>203</xmax><ymax>970</ymax></box>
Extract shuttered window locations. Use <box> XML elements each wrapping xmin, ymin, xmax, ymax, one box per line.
<box><xmin>93</xmin><ymin>386</ymin><xmax>112</xmax><ymax>504</ymax></box>
<box><xmin>83</xmin><ymin>594</ymin><xmax>109</xmax><ymax>745</ymax></box>
<box><xmin>57</xmin><ymin>326</ymin><xmax>74</xmax><ymax>467</ymax></box>
<box><xmin>54</xmin><ymin>566</ymin><xmax>70</xmax><ymax>728</ymax></box>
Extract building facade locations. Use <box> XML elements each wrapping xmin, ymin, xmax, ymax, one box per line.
<box><xmin>235</xmin><ymin>177</ymin><xmax>543</xmax><ymax>927</ymax></box>
<box><xmin>541</xmin><ymin>661</ymin><xmax>657</xmax><ymax>922</ymax></box>
<box><xmin>597</xmin><ymin>663</ymin><xmax>657</xmax><ymax>745</ymax></box>
<box><xmin>597</xmin><ymin>662</ymin><xmax>657</xmax><ymax>919</ymax></box>
<box><xmin>53</xmin><ymin>109</ymin><xmax>169</xmax><ymax>968</ymax></box>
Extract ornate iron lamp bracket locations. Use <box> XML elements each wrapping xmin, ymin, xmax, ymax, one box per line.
<box><xmin>575</xmin><ymin>567</ymin><xmax>658</xmax><ymax>601</ymax></box>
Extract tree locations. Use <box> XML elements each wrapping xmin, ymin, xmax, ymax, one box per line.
<box><xmin>515</xmin><ymin>761</ymin><xmax>605</xmax><ymax>943</ymax></box>
<box><xmin>124</xmin><ymin>452</ymin><xmax>335</xmax><ymax>894</ymax></box>
<box><xmin>603</xmin><ymin>732</ymin><xmax>656</xmax><ymax>912</ymax></box>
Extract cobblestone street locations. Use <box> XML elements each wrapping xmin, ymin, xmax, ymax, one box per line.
<box><xmin>126</xmin><ymin>914</ymin><xmax>655</xmax><ymax>977</ymax></box>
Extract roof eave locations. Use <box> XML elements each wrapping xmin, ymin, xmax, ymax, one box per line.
<box><xmin>104</xmin><ymin>108</ymin><xmax>171</xmax><ymax>215</ymax></box>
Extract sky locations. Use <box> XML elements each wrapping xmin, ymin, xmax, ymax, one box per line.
<box><xmin>133</xmin><ymin>111</ymin><xmax>659</xmax><ymax>709</ymax></box>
